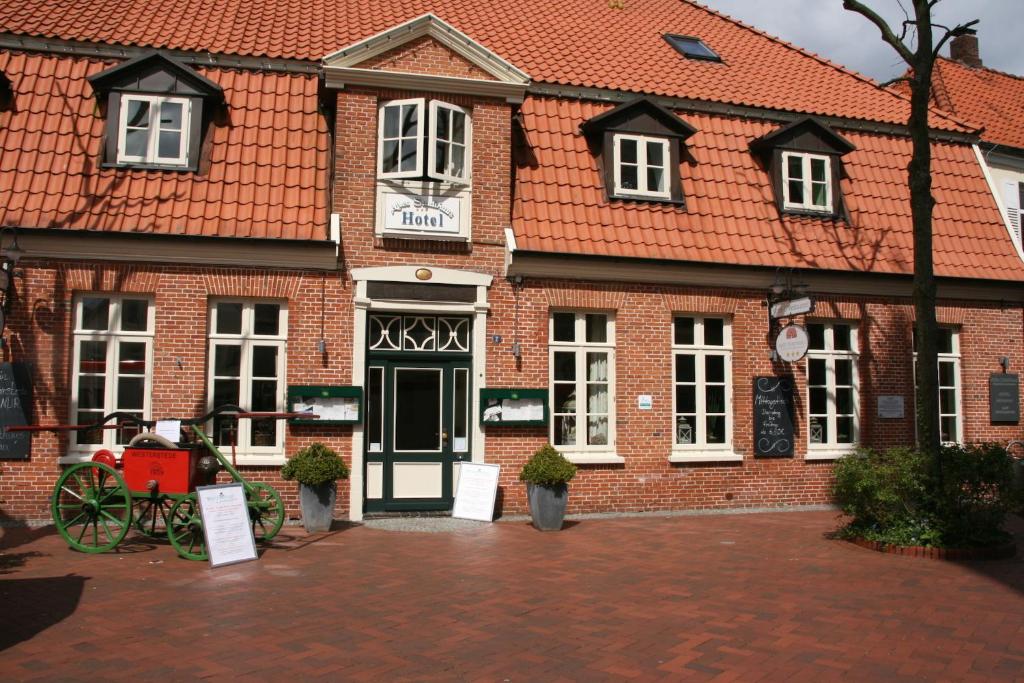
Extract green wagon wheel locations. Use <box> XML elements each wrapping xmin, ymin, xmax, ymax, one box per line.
<box><xmin>168</xmin><ymin>495</ymin><xmax>207</xmax><ymax>561</ymax></box>
<box><xmin>134</xmin><ymin>495</ymin><xmax>174</xmax><ymax>537</ymax></box>
<box><xmin>51</xmin><ymin>461</ymin><xmax>132</xmax><ymax>554</ymax></box>
<box><xmin>247</xmin><ymin>482</ymin><xmax>285</xmax><ymax>542</ymax></box>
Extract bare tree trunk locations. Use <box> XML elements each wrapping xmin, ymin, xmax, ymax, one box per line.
<box><xmin>842</xmin><ymin>0</ymin><xmax>977</xmax><ymax>476</ymax></box>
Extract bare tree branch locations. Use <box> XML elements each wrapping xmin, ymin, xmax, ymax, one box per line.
<box><xmin>932</xmin><ymin>19</ymin><xmax>980</xmax><ymax>61</ymax></box>
<box><xmin>843</xmin><ymin>0</ymin><xmax>915</xmax><ymax>64</ymax></box>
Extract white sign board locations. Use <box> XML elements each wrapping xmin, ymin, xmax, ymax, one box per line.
<box><xmin>196</xmin><ymin>483</ymin><xmax>258</xmax><ymax>568</ymax></box>
<box><xmin>770</xmin><ymin>297</ymin><xmax>815</xmax><ymax>319</ymax></box>
<box><xmin>155</xmin><ymin>419</ymin><xmax>181</xmax><ymax>443</ymax></box>
<box><xmin>877</xmin><ymin>395</ymin><xmax>905</xmax><ymax>419</ymax></box>
<box><xmin>775</xmin><ymin>323</ymin><xmax>809</xmax><ymax>362</ymax></box>
<box><xmin>381</xmin><ymin>188</ymin><xmax>462</xmax><ymax>234</ymax></box>
<box><xmin>638</xmin><ymin>394</ymin><xmax>653</xmax><ymax>410</ymax></box>
<box><xmin>452</xmin><ymin>463</ymin><xmax>500</xmax><ymax>522</ymax></box>
<box><xmin>292</xmin><ymin>397</ymin><xmax>358</xmax><ymax>422</ymax></box>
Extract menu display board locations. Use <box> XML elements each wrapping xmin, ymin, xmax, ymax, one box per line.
<box><xmin>990</xmin><ymin>373</ymin><xmax>1020</xmax><ymax>423</ymax></box>
<box><xmin>288</xmin><ymin>386</ymin><xmax>363</xmax><ymax>425</ymax></box>
<box><xmin>452</xmin><ymin>462</ymin><xmax>501</xmax><ymax>522</ymax></box>
<box><xmin>196</xmin><ymin>483</ymin><xmax>258</xmax><ymax>568</ymax></box>
<box><xmin>0</xmin><ymin>362</ymin><xmax>32</xmax><ymax>459</ymax></box>
<box><xmin>479</xmin><ymin>388</ymin><xmax>548</xmax><ymax>426</ymax></box>
<box><xmin>754</xmin><ymin>375</ymin><xmax>794</xmax><ymax>457</ymax></box>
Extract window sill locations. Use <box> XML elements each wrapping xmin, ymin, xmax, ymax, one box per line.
<box><xmin>805</xmin><ymin>449</ymin><xmax>856</xmax><ymax>461</ymax></box>
<box><xmin>61</xmin><ymin>452</ymin><xmax>287</xmax><ymax>467</ymax></box>
<box><xmin>668</xmin><ymin>450</ymin><xmax>743</xmax><ymax>463</ymax></box>
<box><xmin>561</xmin><ymin>452</ymin><xmax>625</xmax><ymax>465</ymax></box>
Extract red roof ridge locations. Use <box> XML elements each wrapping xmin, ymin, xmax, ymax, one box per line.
<box><xmin>685</xmin><ymin>0</ymin><xmax>975</xmax><ymax>133</ymax></box>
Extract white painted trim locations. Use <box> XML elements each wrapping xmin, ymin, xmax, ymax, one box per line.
<box><xmin>428</xmin><ymin>100</ymin><xmax>472</xmax><ymax>183</ymax></box>
<box><xmin>322</xmin><ymin>13</ymin><xmax>530</xmax><ymax>85</ymax></box>
<box><xmin>324</xmin><ymin>68</ymin><xmax>527</xmax><ymax>103</ymax></box>
<box><xmin>804</xmin><ymin>449</ymin><xmax>854</xmax><ymax>461</ymax></box>
<box><xmin>668</xmin><ymin>452</ymin><xmax>743</xmax><ymax>463</ymax></box>
<box><xmin>563</xmin><ymin>453</ymin><xmax>625</xmax><ymax>465</ymax></box>
<box><xmin>974</xmin><ymin>144</ymin><xmax>1024</xmax><ymax>262</ymax></box>
<box><xmin>377</xmin><ymin>98</ymin><xmax>425</xmax><ymax>179</ymax></box>
<box><xmin>351</xmin><ymin>265</ymin><xmax>492</xmax><ymax>287</ymax></box>
<box><xmin>346</xmin><ymin>269</ymin><xmax>490</xmax><ymax>520</ymax></box>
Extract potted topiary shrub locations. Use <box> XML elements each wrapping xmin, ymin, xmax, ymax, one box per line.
<box><xmin>519</xmin><ymin>443</ymin><xmax>577</xmax><ymax>531</ymax></box>
<box><xmin>281</xmin><ymin>442</ymin><xmax>350</xmax><ymax>533</ymax></box>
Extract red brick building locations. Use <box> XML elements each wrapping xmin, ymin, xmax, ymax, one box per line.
<box><xmin>0</xmin><ymin>1</ymin><xmax>1022</xmax><ymax>525</ymax></box>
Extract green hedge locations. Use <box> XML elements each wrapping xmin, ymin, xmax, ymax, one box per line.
<box><xmin>833</xmin><ymin>444</ymin><xmax>1019</xmax><ymax>548</ymax></box>
<box><xmin>519</xmin><ymin>444</ymin><xmax>577</xmax><ymax>487</ymax></box>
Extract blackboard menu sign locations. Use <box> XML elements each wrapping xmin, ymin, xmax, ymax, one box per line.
<box><xmin>990</xmin><ymin>373</ymin><xmax>1019</xmax><ymax>423</ymax></box>
<box><xmin>754</xmin><ymin>375</ymin><xmax>794</xmax><ymax>457</ymax></box>
<box><xmin>0</xmin><ymin>362</ymin><xmax>32</xmax><ymax>459</ymax></box>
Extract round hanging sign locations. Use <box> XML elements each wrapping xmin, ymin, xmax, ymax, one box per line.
<box><xmin>775</xmin><ymin>323</ymin><xmax>809</xmax><ymax>362</ymax></box>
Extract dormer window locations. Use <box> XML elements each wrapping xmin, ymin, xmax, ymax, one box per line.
<box><xmin>749</xmin><ymin>117</ymin><xmax>855</xmax><ymax>219</ymax></box>
<box><xmin>613</xmin><ymin>134</ymin><xmax>670</xmax><ymax>199</ymax></box>
<box><xmin>378</xmin><ymin>98</ymin><xmax>471</xmax><ymax>183</ymax></box>
<box><xmin>117</xmin><ymin>95</ymin><xmax>191</xmax><ymax>166</ymax></box>
<box><xmin>580</xmin><ymin>97</ymin><xmax>697</xmax><ymax>206</ymax></box>
<box><xmin>782</xmin><ymin>152</ymin><xmax>831</xmax><ymax>212</ymax></box>
<box><xmin>88</xmin><ymin>51</ymin><xmax>224</xmax><ymax>172</ymax></box>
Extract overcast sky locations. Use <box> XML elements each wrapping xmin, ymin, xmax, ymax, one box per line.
<box><xmin>702</xmin><ymin>0</ymin><xmax>1024</xmax><ymax>82</ymax></box>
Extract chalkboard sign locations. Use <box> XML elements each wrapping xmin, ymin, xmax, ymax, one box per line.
<box><xmin>754</xmin><ymin>375</ymin><xmax>794</xmax><ymax>457</ymax></box>
<box><xmin>0</xmin><ymin>362</ymin><xmax>32</xmax><ymax>459</ymax></box>
<box><xmin>990</xmin><ymin>373</ymin><xmax>1019</xmax><ymax>423</ymax></box>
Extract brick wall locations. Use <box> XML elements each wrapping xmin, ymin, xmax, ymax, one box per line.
<box><xmin>0</xmin><ymin>260</ymin><xmax>355</xmax><ymax>524</ymax></box>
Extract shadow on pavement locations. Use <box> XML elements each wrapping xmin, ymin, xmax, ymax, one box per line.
<box><xmin>0</xmin><ymin>574</ymin><xmax>87</xmax><ymax>651</ymax></box>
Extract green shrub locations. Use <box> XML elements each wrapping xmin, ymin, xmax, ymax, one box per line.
<box><xmin>519</xmin><ymin>444</ymin><xmax>577</xmax><ymax>487</ymax></box>
<box><xmin>833</xmin><ymin>443</ymin><xmax>1019</xmax><ymax>548</ymax></box>
<box><xmin>281</xmin><ymin>442</ymin><xmax>350</xmax><ymax>486</ymax></box>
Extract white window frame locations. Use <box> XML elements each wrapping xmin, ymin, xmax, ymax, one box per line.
<box><xmin>207</xmin><ymin>300</ymin><xmax>288</xmax><ymax>464</ymax></box>
<box><xmin>116</xmin><ymin>94</ymin><xmax>191</xmax><ymax>166</ymax></box>
<box><xmin>67</xmin><ymin>294</ymin><xmax>155</xmax><ymax>460</ymax></box>
<box><xmin>427</xmin><ymin>100</ymin><xmax>472</xmax><ymax>184</ymax></box>
<box><xmin>782</xmin><ymin>151</ymin><xmax>832</xmax><ymax>212</ymax></box>
<box><xmin>549</xmin><ymin>311</ymin><xmax>620</xmax><ymax>464</ymax></box>
<box><xmin>669</xmin><ymin>315</ymin><xmax>739</xmax><ymax>462</ymax></box>
<box><xmin>612</xmin><ymin>133</ymin><xmax>671</xmax><ymax>199</ymax></box>
<box><xmin>913</xmin><ymin>328</ymin><xmax>963</xmax><ymax>446</ymax></box>
<box><xmin>378</xmin><ymin>98</ymin><xmax>426</xmax><ymax>179</ymax></box>
<box><xmin>805</xmin><ymin>322</ymin><xmax>859</xmax><ymax>460</ymax></box>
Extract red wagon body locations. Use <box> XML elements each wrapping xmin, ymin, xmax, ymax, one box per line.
<box><xmin>121</xmin><ymin>447</ymin><xmax>202</xmax><ymax>495</ymax></box>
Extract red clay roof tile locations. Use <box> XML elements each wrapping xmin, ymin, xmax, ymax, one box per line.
<box><xmin>0</xmin><ymin>51</ymin><xmax>328</xmax><ymax>240</ymax></box>
<box><xmin>512</xmin><ymin>97</ymin><xmax>1024</xmax><ymax>281</ymax></box>
<box><xmin>930</xmin><ymin>57</ymin><xmax>1024</xmax><ymax>150</ymax></box>
<box><xmin>0</xmin><ymin>0</ymin><xmax>971</xmax><ymax>130</ymax></box>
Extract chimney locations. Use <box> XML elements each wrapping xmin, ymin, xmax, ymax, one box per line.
<box><xmin>950</xmin><ymin>30</ymin><xmax>982</xmax><ymax>68</ymax></box>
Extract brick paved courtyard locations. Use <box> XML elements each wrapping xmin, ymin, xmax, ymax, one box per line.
<box><xmin>3</xmin><ymin>509</ymin><xmax>1024</xmax><ymax>681</ymax></box>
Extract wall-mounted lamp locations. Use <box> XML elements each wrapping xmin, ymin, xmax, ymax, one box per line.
<box><xmin>0</xmin><ymin>227</ymin><xmax>25</xmax><ymax>325</ymax></box>
<box><xmin>1000</xmin><ymin>356</ymin><xmax>1010</xmax><ymax>373</ymax></box>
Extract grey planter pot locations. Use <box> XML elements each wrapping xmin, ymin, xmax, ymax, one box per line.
<box><xmin>526</xmin><ymin>482</ymin><xmax>569</xmax><ymax>531</ymax></box>
<box><xmin>299</xmin><ymin>482</ymin><xmax>337</xmax><ymax>533</ymax></box>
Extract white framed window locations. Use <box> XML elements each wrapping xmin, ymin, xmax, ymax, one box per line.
<box><xmin>613</xmin><ymin>134</ymin><xmax>670</xmax><ymax>199</ymax></box>
<box><xmin>913</xmin><ymin>328</ymin><xmax>962</xmax><ymax>444</ymax></box>
<box><xmin>117</xmin><ymin>94</ymin><xmax>191</xmax><ymax>166</ymax></box>
<box><xmin>378</xmin><ymin>98</ymin><xmax>425</xmax><ymax>179</ymax></box>
<box><xmin>428</xmin><ymin>100</ymin><xmax>471</xmax><ymax>183</ymax></box>
<box><xmin>378</xmin><ymin>99</ymin><xmax>472</xmax><ymax>183</ymax></box>
<box><xmin>806</xmin><ymin>322</ymin><xmax>859</xmax><ymax>458</ymax></box>
<box><xmin>70</xmin><ymin>295</ymin><xmax>154</xmax><ymax>454</ymax></box>
<box><xmin>782</xmin><ymin>151</ymin><xmax>831</xmax><ymax>211</ymax></box>
<box><xmin>208</xmin><ymin>300</ymin><xmax>288</xmax><ymax>463</ymax></box>
<box><xmin>550</xmin><ymin>312</ymin><xmax>617</xmax><ymax>461</ymax></box>
<box><xmin>671</xmin><ymin>316</ymin><xmax>738</xmax><ymax>461</ymax></box>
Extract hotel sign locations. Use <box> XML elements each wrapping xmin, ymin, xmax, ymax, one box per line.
<box><xmin>380</xmin><ymin>185</ymin><xmax>464</xmax><ymax>235</ymax></box>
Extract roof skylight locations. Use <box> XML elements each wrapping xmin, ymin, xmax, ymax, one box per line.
<box><xmin>664</xmin><ymin>34</ymin><xmax>722</xmax><ymax>62</ymax></box>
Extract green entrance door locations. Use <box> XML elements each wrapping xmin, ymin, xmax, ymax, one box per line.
<box><xmin>364</xmin><ymin>315</ymin><xmax>472</xmax><ymax>512</ymax></box>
